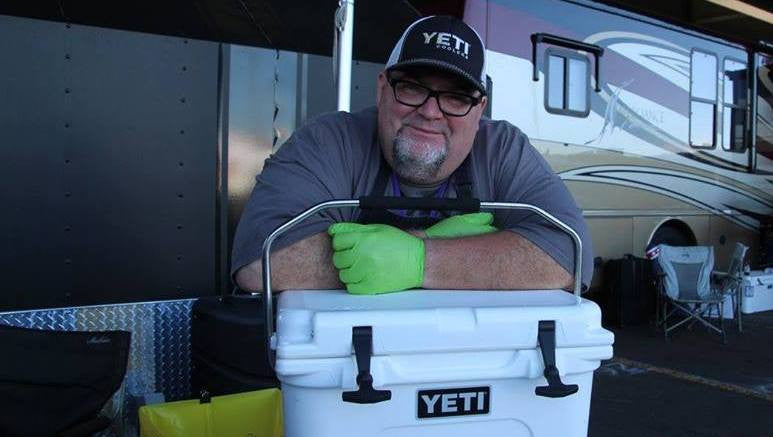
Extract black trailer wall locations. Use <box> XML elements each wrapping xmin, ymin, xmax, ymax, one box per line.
<box><xmin>1</xmin><ymin>16</ymin><xmax>220</xmax><ymax>310</ymax></box>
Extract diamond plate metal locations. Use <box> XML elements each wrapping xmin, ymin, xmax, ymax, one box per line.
<box><xmin>0</xmin><ymin>299</ymin><xmax>195</xmax><ymax>436</ymax></box>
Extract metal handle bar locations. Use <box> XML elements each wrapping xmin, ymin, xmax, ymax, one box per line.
<box><xmin>261</xmin><ymin>199</ymin><xmax>583</xmax><ymax>369</ymax></box>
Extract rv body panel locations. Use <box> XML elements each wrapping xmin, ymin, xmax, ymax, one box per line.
<box><xmin>466</xmin><ymin>0</ymin><xmax>773</xmax><ymax>273</ymax></box>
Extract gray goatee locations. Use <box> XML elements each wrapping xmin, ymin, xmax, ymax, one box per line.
<box><xmin>392</xmin><ymin>129</ymin><xmax>448</xmax><ymax>183</ymax></box>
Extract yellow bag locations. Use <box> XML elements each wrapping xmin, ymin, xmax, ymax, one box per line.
<box><xmin>139</xmin><ymin>388</ymin><xmax>282</xmax><ymax>437</ymax></box>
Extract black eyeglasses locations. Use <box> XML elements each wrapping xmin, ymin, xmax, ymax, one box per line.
<box><xmin>388</xmin><ymin>77</ymin><xmax>481</xmax><ymax>117</ymax></box>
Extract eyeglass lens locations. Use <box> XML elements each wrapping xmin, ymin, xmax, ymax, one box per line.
<box><xmin>392</xmin><ymin>80</ymin><xmax>477</xmax><ymax>116</ymax></box>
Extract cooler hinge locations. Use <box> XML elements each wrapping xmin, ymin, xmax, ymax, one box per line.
<box><xmin>535</xmin><ymin>320</ymin><xmax>579</xmax><ymax>398</ymax></box>
<box><xmin>342</xmin><ymin>326</ymin><xmax>391</xmax><ymax>404</ymax></box>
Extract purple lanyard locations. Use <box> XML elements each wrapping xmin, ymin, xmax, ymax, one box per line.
<box><xmin>389</xmin><ymin>173</ymin><xmax>449</xmax><ymax>219</ymax></box>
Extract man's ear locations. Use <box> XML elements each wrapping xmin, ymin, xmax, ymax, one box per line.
<box><xmin>376</xmin><ymin>71</ymin><xmax>387</xmax><ymax>105</ymax></box>
<box><xmin>478</xmin><ymin>96</ymin><xmax>488</xmax><ymax>114</ymax></box>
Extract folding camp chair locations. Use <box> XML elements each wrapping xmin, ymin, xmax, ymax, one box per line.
<box><xmin>654</xmin><ymin>245</ymin><xmax>726</xmax><ymax>342</ymax></box>
<box><xmin>712</xmin><ymin>242</ymin><xmax>749</xmax><ymax>332</ymax></box>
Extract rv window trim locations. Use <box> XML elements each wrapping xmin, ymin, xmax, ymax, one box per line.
<box><xmin>721</xmin><ymin>56</ymin><xmax>748</xmax><ymax>153</ymax></box>
<box><xmin>544</xmin><ymin>47</ymin><xmax>591</xmax><ymax>118</ymax></box>
<box><xmin>689</xmin><ymin>48</ymin><xmax>718</xmax><ymax>149</ymax></box>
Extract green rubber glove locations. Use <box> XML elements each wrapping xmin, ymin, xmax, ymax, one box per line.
<box><xmin>328</xmin><ymin>223</ymin><xmax>424</xmax><ymax>295</ymax></box>
<box><xmin>425</xmin><ymin>212</ymin><xmax>498</xmax><ymax>239</ymax></box>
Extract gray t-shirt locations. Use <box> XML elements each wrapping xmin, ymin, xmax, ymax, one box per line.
<box><xmin>232</xmin><ymin>106</ymin><xmax>593</xmax><ymax>288</ymax></box>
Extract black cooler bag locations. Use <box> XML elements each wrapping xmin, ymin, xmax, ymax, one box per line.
<box><xmin>0</xmin><ymin>324</ymin><xmax>130</xmax><ymax>437</ymax></box>
<box><xmin>191</xmin><ymin>294</ymin><xmax>278</xmax><ymax>397</ymax></box>
<box><xmin>603</xmin><ymin>255</ymin><xmax>657</xmax><ymax>326</ymax></box>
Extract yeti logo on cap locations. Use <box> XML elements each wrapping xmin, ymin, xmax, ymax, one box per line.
<box><xmin>421</xmin><ymin>32</ymin><xmax>471</xmax><ymax>59</ymax></box>
<box><xmin>385</xmin><ymin>15</ymin><xmax>487</xmax><ymax>95</ymax></box>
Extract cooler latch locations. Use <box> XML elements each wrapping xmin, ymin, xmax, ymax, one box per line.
<box><xmin>535</xmin><ymin>320</ymin><xmax>578</xmax><ymax>398</ymax></box>
<box><xmin>342</xmin><ymin>326</ymin><xmax>392</xmax><ymax>404</ymax></box>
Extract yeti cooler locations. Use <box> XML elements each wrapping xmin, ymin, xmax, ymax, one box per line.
<box><xmin>261</xmin><ymin>198</ymin><xmax>614</xmax><ymax>437</ymax></box>
<box><xmin>274</xmin><ymin>289</ymin><xmax>612</xmax><ymax>437</ymax></box>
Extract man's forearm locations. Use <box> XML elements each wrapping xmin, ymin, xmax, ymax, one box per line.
<box><xmin>236</xmin><ymin>229</ymin><xmax>572</xmax><ymax>292</ymax></box>
<box><xmin>422</xmin><ymin>231</ymin><xmax>572</xmax><ymax>290</ymax></box>
<box><xmin>234</xmin><ymin>232</ymin><xmax>342</xmax><ymax>292</ymax></box>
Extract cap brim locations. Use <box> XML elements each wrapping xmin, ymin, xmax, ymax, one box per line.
<box><xmin>386</xmin><ymin>59</ymin><xmax>487</xmax><ymax>96</ymax></box>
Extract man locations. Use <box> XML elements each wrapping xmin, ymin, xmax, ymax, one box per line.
<box><xmin>232</xmin><ymin>15</ymin><xmax>593</xmax><ymax>294</ymax></box>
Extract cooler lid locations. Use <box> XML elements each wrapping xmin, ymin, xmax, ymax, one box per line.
<box><xmin>747</xmin><ymin>271</ymin><xmax>773</xmax><ymax>282</ymax></box>
<box><xmin>275</xmin><ymin>289</ymin><xmax>613</xmax><ymax>360</ymax></box>
<box><xmin>745</xmin><ymin>272</ymin><xmax>773</xmax><ymax>289</ymax></box>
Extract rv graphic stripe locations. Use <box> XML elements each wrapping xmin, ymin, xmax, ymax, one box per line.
<box><xmin>560</xmin><ymin>165</ymin><xmax>773</xmax><ymax>231</ymax></box>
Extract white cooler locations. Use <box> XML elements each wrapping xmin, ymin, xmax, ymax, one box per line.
<box><xmin>741</xmin><ymin>271</ymin><xmax>773</xmax><ymax>314</ymax></box>
<box><xmin>261</xmin><ymin>198</ymin><xmax>614</xmax><ymax>437</ymax></box>
<box><xmin>273</xmin><ymin>289</ymin><xmax>613</xmax><ymax>437</ymax></box>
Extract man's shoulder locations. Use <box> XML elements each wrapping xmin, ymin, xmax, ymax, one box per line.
<box><xmin>477</xmin><ymin>116</ymin><xmax>526</xmax><ymax>139</ymax></box>
<box><xmin>474</xmin><ymin>117</ymin><xmax>529</xmax><ymax>155</ymax></box>
<box><xmin>277</xmin><ymin>107</ymin><xmax>377</xmax><ymax>159</ymax></box>
<box><xmin>299</xmin><ymin>106</ymin><xmax>377</xmax><ymax>134</ymax></box>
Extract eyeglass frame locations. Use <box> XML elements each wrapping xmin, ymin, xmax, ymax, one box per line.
<box><xmin>386</xmin><ymin>75</ymin><xmax>483</xmax><ymax>117</ymax></box>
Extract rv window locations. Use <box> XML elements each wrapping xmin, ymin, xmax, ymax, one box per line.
<box><xmin>722</xmin><ymin>59</ymin><xmax>747</xmax><ymax>152</ymax></box>
<box><xmin>690</xmin><ymin>50</ymin><xmax>717</xmax><ymax>148</ymax></box>
<box><xmin>567</xmin><ymin>58</ymin><xmax>587</xmax><ymax>112</ymax></box>
<box><xmin>691</xmin><ymin>101</ymin><xmax>715</xmax><ymax>148</ymax></box>
<box><xmin>548</xmin><ymin>55</ymin><xmax>565</xmax><ymax>109</ymax></box>
<box><xmin>545</xmin><ymin>49</ymin><xmax>589</xmax><ymax>117</ymax></box>
<box><xmin>723</xmin><ymin>59</ymin><xmax>747</xmax><ymax>106</ymax></box>
<box><xmin>722</xmin><ymin>108</ymin><xmax>746</xmax><ymax>151</ymax></box>
<box><xmin>691</xmin><ymin>51</ymin><xmax>717</xmax><ymax>101</ymax></box>
<box><xmin>756</xmin><ymin>54</ymin><xmax>773</xmax><ymax>165</ymax></box>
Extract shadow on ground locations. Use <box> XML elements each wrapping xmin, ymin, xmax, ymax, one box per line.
<box><xmin>588</xmin><ymin>311</ymin><xmax>773</xmax><ymax>437</ymax></box>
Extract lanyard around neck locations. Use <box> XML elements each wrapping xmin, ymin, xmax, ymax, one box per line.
<box><xmin>389</xmin><ymin>173</ymin><xmax>449</xmax><ymax>219</ymax></box>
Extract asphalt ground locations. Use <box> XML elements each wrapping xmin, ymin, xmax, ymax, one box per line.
<box><xmin>588</xmin><ymin>311</ymin><xmax>773</xmax><ymax>437</ymax></box>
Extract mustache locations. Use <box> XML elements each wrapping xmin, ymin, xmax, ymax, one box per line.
<box><xmin>400</xmin><ymin>116</ymin><xmax>450</xmax><ymax>138</ymax></box>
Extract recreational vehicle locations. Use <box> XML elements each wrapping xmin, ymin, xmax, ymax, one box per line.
<box><xmin>465</xmin><ymin>0</ymin><xmax>772</xmax><ymax>285</ymax></box>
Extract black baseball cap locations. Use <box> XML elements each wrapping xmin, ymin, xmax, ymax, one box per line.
<box><xmin>386</xmin><ymin>15</ymin><xmax>487</xmax><ymax>95</ymax></box>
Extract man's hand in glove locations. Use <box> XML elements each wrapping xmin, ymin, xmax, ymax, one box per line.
<box><xmin>328</xmin><ymin>223</ymin><xmax>424</xmax><ymax>294</ymax></box>
<box><xmin>425</xmin><ymin>212</ymin><xmax>498</xmax><ymax>239</ymax></box>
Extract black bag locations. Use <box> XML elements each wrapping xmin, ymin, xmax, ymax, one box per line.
<box><xmin>0</xmin><ymin>324</ymin><xmax>131</xmax><ymax>437</ymax></box>
<box><xmin>603</xmin><ymin>255</ymin><xmax>657</xmax><ymax>326</ymax></box>
<box><xmin>191</xmin><ymin>294</ymin><xmax>278</xmax><ymax>397</ymax></box>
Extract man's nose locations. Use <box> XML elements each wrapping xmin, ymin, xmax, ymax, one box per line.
<box><xmin>417</xmin><ymin>95</ymin><xmax>444</xmax><ymax>119</ymax></box>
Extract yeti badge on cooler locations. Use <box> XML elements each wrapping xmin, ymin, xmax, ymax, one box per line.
<box><xmin>417</xmin><ymin>386</ymin><xmax>490</xmax><ymax>418</ymax></box>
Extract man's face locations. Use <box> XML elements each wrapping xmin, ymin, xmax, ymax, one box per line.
<box><xmin>376</xmin><ymin>68</ymin><xmax>487</xmax><ymax>185</ymax></box>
